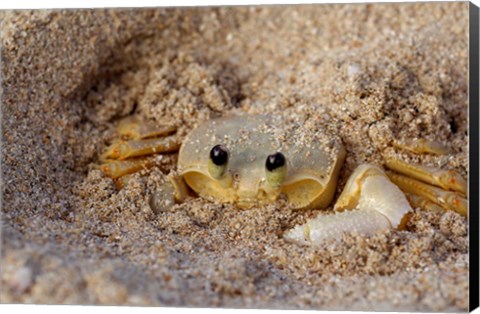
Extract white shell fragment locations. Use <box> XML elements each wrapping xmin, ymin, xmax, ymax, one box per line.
<box><xmin>284</xmin><ymin>164</ymin><xmax>413</xmax><ymax>246</ymax></box>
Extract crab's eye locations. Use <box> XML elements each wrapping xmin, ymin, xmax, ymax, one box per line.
<box><xmin>208</xmin><ymin>144</ymin><xmax>229</xmax><ymax>179</ymax></box>
<box><xmin>265</xmin><ymin>152</ymin><xmax>287</xmax><ymax>188</ymax></box>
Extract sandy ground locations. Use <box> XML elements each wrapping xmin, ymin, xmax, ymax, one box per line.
<box><xmin>1</xmin><ymin>3</ymin><xmax>470</xmax><ymax>311</ymax></box>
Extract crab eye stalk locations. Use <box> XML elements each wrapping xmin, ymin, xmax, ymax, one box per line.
<box><xmin>265</xmin><ymin>152</ymin><xmax>287</xmax><ymax>188</ymax></box>
<box><xmin>208</xmin><ymin>144</ymin><xmax>229</xmax><ymax>179</ymax></box>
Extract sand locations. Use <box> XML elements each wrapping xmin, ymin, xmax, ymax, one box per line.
<box><xmin>0</xmin><ymin>3</ymin><xmax>470</xmax><ymax>311</ymax></box>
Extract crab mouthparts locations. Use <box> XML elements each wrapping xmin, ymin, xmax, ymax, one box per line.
<box><xmin>235</xmin><ymin>188</ymin><xmax>274</xmax><ymax>208</ymax></box>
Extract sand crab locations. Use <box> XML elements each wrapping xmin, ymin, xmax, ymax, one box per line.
<box><xmin>99</xmin><ymin>114</ymin><xmax>467</xmax><ymax>245</ymax></box>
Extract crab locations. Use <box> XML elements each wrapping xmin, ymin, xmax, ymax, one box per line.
<box><xmin>98</xmin><ymin>114</ymin><xmax>468</xmax><ymax>246</ymax></box>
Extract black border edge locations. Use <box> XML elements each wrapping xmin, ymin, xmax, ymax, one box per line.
<box><xmin>470</xmin><ymin>1</ymin><xmax>480</xmax><ymax>312</ymax></box>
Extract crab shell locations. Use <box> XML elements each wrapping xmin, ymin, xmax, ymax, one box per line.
<box><xmin>177</xmin><ymin>115</ymin><xmax>346</xmax><ymax>210</ymax></box>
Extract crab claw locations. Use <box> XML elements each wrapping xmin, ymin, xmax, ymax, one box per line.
<box><xmin>284</xmin><ymin>164</ymin><xmax>412</xmax><ymax>246</ymax></box>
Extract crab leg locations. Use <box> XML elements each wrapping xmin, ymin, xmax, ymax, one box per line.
<box><xmin>99</xmin><ymin>157</ymin><xmax>156</xmax><ymax>179</ymax></box>
<box><xmin>385</xmin><ymin>159</ymin><xmax>467</xmax><ymax>195</ymax></box>
<box><xmin>101</xmin><ymin>136</ymin><xmax>180</xmax><ymax>160</ymax></box>
<box><xmin>405</xmin><ymin>193</ymin><xmax>446</xmax><ymax>212</ymax></box>
<box><xmin>99</xmin><ymin>117</ymin><xmax>180</xmax><ymax>183</ymax></box>
<box><xmin>284</xmin><ymin>164</ymin><xmax>412</xmax><ymax>246</ymax></box>
<box><xmin>113</xmin><ymin>174</ymin><xmax>135</xmax><ymax>189</ymax></box>
<box><xmin>392</xmin><ymin>139</ymin><xmax>451</xmax><ymax>155</ymax></box>
<box><xmin>386</xmin><ymin>171</ymin><xmax>467</xmax><ymax>216</ymax></box>
<box><xmin>116</xmin><ymin>116</ymin><xmax>176</xmax><ymax>140</ymax></box>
